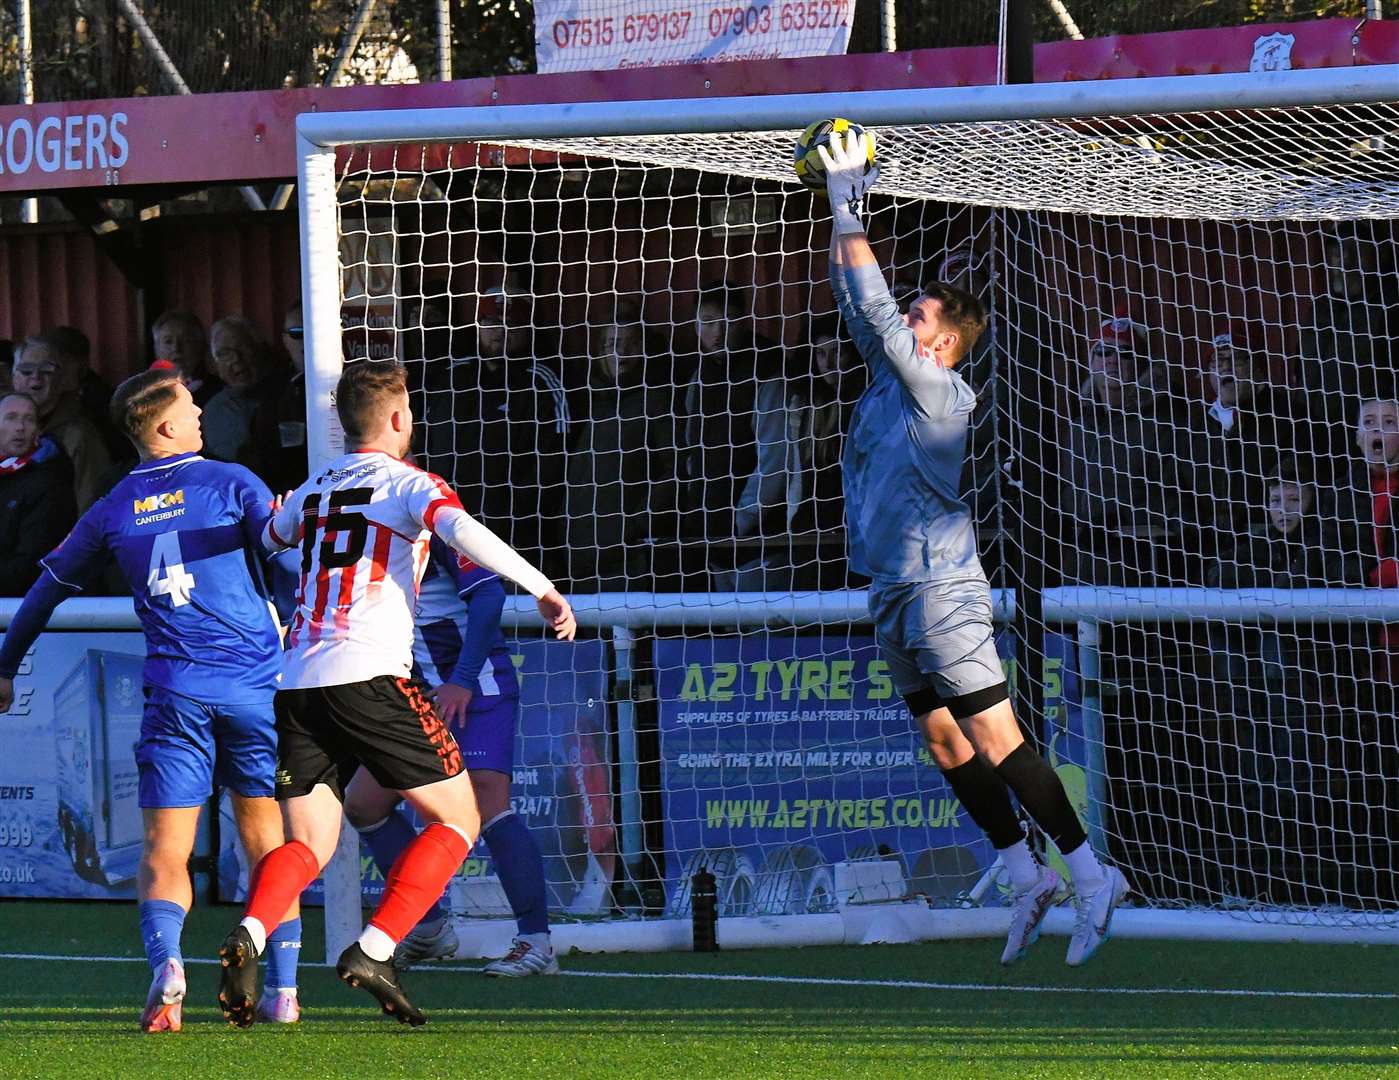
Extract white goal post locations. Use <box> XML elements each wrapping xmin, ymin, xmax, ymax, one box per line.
<box><xmin>296</xmin><ymin>63</ymin><xmax>1399</xmax><ymax>962</ymax></box>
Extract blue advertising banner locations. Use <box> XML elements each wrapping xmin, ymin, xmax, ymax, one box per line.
<box><xmin>218</xmin><ymin>638</ymin><xmax>614</xmax><ymax>912</ymax></box>
<box><xmin>655</xmin><ymin>633</ymin><xmax>1014</xmax><ymax>912</ymax></box>
<box><xmin>0</xmin><ymin>632</ymin><xmax>151</xmax><ymax>899</ymax></box>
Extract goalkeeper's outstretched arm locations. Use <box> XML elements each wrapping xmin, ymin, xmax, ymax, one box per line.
<box><xmin>821</xmin><ymin>129</ymin><xmax>958</xmax><ymax>416</ymax></box>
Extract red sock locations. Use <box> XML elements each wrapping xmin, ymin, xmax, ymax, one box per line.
<box><xmin>368</xmin><ymin>823</ymin><xmax>469</xmax><ymax>942</ymax></box>
<box><xmin>244</xmin><ymin>841</ymin><xmax>320</xmax><ymax>934</ymax></box>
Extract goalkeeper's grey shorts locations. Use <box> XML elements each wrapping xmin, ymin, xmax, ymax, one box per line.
<box><xmin>869</xmin><ymin>577</ymin><xmax>1008</xmax><ymax>717</ymax></box>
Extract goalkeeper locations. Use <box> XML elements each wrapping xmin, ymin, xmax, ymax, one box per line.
<box><xmin>819</xmin><ymin>128</ymin><xmax>1127</xmax><ymax>966</ymax></box>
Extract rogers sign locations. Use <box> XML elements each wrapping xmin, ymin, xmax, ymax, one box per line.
<box><xmin>0</xmin><ymin>111</ymin><xmax>129</xmax><ymax>177</ymax></box>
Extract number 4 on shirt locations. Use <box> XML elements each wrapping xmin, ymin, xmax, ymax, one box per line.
<box><xmin>147</xmin><ymin>530</ymin><xmax>196</xmax><ymax>607</ymax></box>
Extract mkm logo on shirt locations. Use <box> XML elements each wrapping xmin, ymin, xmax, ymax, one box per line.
<box><xmin>133</xmin><ymin>490</ymin><xmax>184</xmax><ymax>514</ymax></box>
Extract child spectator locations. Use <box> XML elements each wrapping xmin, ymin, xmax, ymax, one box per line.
<box><xmin>1208</xmin><ymin>465</ymin><xmax>1359</xmax><ymax>590</ymax></box>
<box><xmin>0</xmin><ymin>392</ymin><xmax>77</xmax><ymax>596</ymax></box>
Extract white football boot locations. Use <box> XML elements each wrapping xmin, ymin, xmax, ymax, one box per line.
<box><xmin>483</xmin><ymin>936</ymin><xmax>560</xmax><ymax>978</ymax></box>
<box><xmin>1066</xmin><ymin>866</ymin><xmax>1129</xmax><ymax>967</ymax></box>
<box><xmin>1001</xmin><ymin>866</ymin><xmax>1067</xmax><ymax>966</ymax></box>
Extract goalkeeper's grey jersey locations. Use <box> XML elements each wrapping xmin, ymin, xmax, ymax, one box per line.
<box><xmin>835</xmin><ymin>262</ymin><xmax>985</xmax><ymax>587</ymax></box>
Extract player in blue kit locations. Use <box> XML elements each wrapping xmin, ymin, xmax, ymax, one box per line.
<box><xmin>820</xmin><ymin>129</ymin><xmax>1128</xmax><ymax>966</ymax></box>
<box><xmin>344</xmin><ymin>535</ymin><xmax>557</xmax><ymax>976</ymax></box>
<box><xmin>0</xmin><ymin>369</ymin><xmax>303</xmax><ymax>1030</ymax></box>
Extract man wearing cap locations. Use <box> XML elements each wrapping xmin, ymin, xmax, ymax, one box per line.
<box><xmin>1060</xmin><ymin>314</ymin><xmax>1181</xmax><ymax>586</ymax></box>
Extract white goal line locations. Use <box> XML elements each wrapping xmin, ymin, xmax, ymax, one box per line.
<box><xmin>0</xmin><ymin>952</ymin><xmax>1390</xmax><ymax>1002</ymax></box>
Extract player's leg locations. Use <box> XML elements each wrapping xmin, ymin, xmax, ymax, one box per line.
<box><xmin>218</xmin><ymin>688</ymin><xmax>345</xmax><ymax>1027</ymax></box>
<box><xmin>231</xmin><ymin>795</ymin><xmax>302</xmax><ymax>1022</ymax></box>
<box><xmin>133</xmin><ymin>686</ymin><xmax>221</xmax><ymax>1033</ymax></box>
<box><xmin>463</xmin><ymin>693</ymin><xmax>555</xmax><ymax>977</ymax></box>
<box><xmin>913</xmin><ymin>704</ymin><xmax>1063</xmax><ymax>964</ymax></box>
<box><xmin>473</xmin><ymin>767</ymin><xmax>557</xmax><ymax>977</ymax></box>
<box><xmin>344</xmin><ymin>768</ymin><xmax>458</xmax><ymax>967</ymax></box>
<box><xmin>334</xmin><ymin>676</ymin><xmax>474</xmax><ymax>1025</ymax></box>
<box><xmin>957</xmin><ymin>695</ymin><xmax>1127</xmax><ymax>965</ymax></box>
<box><xmin>218</xmin><ymin>699</ymin><xmax>303</xmax><ymax>1022</ymax></box>
<box><xmin>136</xmin><ymin>806</ymin><xmax>199</xmax><ymax>1033</ymax></box>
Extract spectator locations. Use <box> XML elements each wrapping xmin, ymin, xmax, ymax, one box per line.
<box><xmin>564</xmin><ymin>301</ymin><xmax>679</xmax><ymax>591</ymax></box>
<box><xmin>678</xmin><ymin>282</ymin><xmax>783</xmax><ymax>547</ymax></box>
<box><xmin>201</xmin><ymin>315</ymin><xmax>284</xmax><ymax>464</ymax></box>
<box><xmin>937</xmin><ymin>240</ymin><xmax>1005</xmax><ymax>523</ymax></box>
<box><xmin>1209</xmin><ymin>465</ymin><xmax>1359</xmax><ymax>589</ymax></box>
<box><xmin>1297</xmin><ymin>229</ymin><xmax>1397</xmax><ymax>467</ymax></box>
<box><xmin>423</xmin><ymin>287</ymin><xmax>569</xmax><ymax>565</ymax></box>
<box><xmin>152</xmin><ymin>309</ymin><xmax>222</xmax><ymax>406</ymax></box>
<box><xmin>11</xmin><ymin>335</ymin><xmax>111</xmax><ymax>509</ymax></box>
<box><xmin>0</xmin><ymin>392</ymin><xmax>77</xmax><ymax>596</ymax></box>
<box><xmin>251</xmin><ymin>302</ymin><xmax>309</xmax><ymax>492</ymax></box>
<box><xmin>45</xmin><ymin>325</ymin><xmax>121</xmax><ymax>455</ymax></box>
<box><xmin>0</xmin><ymin>339</ymin><xmax>13</xmax><ymax>394</ymax></box>
<box><xmin>734</xmin><ymin>318</ymin><xmax>865</xmax><ymax>543</ymax></box>
<box><xmin>1184</xmin><ymin>325</ymin><xmax>1304</xmax><ymax>568</ymax></box>
<box><xmin>1059</xmin><ymin>316</ymin><xmax>1181</xmax><ymax>586</ymax></box>
<box><xmin>1348</xmin><ymin>394</ymin><xmax>1399</xmax><ymax>589</ymax></box>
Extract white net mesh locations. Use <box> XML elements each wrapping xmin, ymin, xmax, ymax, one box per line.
<box><xmin>331</xmin><ymin>93</ymin><xmax>1399</xmax><ymax>930</ymax></box>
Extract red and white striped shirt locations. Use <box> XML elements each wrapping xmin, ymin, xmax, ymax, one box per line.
<box><xmin>266</xmin><ymin>451</ymin><xmax>465</xmax><ymax>689</ymax></box>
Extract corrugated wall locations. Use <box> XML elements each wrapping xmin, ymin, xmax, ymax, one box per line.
<box><xmin>0</xmin><ymin>213</ymin><xmax>302</xmax><ymax>380</ymax></box>
<box><xmin>0</xmin><ymin>225</ymin><xmax>142</xmax><ymax>377</ymax></box>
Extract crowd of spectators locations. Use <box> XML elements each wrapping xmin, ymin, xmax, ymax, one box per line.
<box><xmin>0</xmin><ymin>304</ymin><xmax>309</xmax><ymax>597</ymax></box>
<box><xmin>2</xmin><ymin>230</ymin><xmax>1395</xmax><ymax>638</ymax></box>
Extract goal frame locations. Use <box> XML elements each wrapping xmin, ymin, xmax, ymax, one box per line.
<box><xmin>295</xmin><ymin>63</ymin><xmax>1399</xmax><ymax>961</ymax></box>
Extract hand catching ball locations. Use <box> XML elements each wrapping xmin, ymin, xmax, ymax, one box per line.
<box><xmin>793</xmin><ymin>117</ymin><xmax>877</xmax><ymax>196</ymax></box>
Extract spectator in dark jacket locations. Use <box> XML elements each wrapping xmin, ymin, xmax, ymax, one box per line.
<box><xmin>423</xmin><ymin>288</ymin><xmax>569</xmax><ymax>566</ymax></box>
<box><xmin>0</xmin><ymin>392</ymin><xmax>77</xmax><ymax>596</ymax></box>
<box><xmin>1060</xmin><ymin>315</ymin><xmax>1181</xmax><ymax>585</ymax></box>
<box><xmin>251</xmin><ymin>302</ymin><xmax>309</xmax><ymax>492</ymax></box>
<box><xmin>202</xmin><ymin>315</ymin><xmax>285</xmax><ymax>465</ymax></box>
<box><xmin>1297</xmin><ymin>230</ymin><xmax>1397</xmax><ymax>470</ymax></box>
<box><xmin>44</xmin><ymin>325</ymin><xmax>122</xmax><ymax>457</ymax></box>
<box><xmin>564</xmin><ymin>302</ymin><xmax>679</xmax><ymax>591</ymax></box>
<box><xmin>1209</xmin><ymin>467</ymin><xmax>1360</xmax><ymax>590</ymax></box>
<box><xmin>1184</xmin><ymin>324</ymin><xmax>1307</xmax><ymax>570</ymax></box>
<box><xmin>678</xmin><ymin>282</ymin><xmax>783</xmax><ymax>546</ymax></box>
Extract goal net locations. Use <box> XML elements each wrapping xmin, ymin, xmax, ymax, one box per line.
<box><xmin>305</xmin><ymin>65</ymin><xmax>1399</xmax><ymax>951</ymax></box>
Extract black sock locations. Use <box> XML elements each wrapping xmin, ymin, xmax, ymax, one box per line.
<box><xmin>994</xmin><ymin>742</ymin><xmax>1087</xmax><ymax>855</ymax></box>
<box><xmin>942</xmin><ymin>754</ymin><xmax>1024</xmax><ymax>850</ymax></box>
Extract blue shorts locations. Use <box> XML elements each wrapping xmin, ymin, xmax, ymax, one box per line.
<box><xmin>137</xmin><ymin>685</ymin><xmax>278</xmax><ymax>808</ymax></box>
<box><xmin>449</xmin><ymin>694</ymin><xmax>519</xmax><ymax>776</ymax></box>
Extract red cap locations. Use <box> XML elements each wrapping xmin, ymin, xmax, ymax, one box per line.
<box><xmin>1096</xmin><ymin>314</ymin><xmax>1148</xmax><ymax>353</ymax></box>
<box><xmin>149</xmin><ymin>359</ymin><xmax>179</xmax><ymax>372</ymax></box>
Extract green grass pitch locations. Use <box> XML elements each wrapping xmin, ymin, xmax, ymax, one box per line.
<box><xmin>0</xmin><ymin>901</ymin><xmax>1394</xmax><ymax>1079</ymax></box>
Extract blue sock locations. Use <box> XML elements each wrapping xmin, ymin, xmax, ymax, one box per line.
<box><xmin>265</xmin><ymin>917</ymin><xmax>302</xmax><ymax>992</ymax></box>
<box><xmin>483</xmin><ymin>811</ymin><xmax>549</xmax><ymax>936</ymax></box>
<box><xmin>138</xmin><ymin>899</ymin><xmax>186</xmax><ymax>972</ymax></box>
<box><xmin>359</xmin><ymin>808</ymin><xmax>447</xmax><ymax>925</ymax></box>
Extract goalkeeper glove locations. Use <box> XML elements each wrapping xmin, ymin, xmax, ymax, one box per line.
<box><xmin>818</xmin><ymin>128</ymin><xmax>879</xmax><ymax>236</ymax></box>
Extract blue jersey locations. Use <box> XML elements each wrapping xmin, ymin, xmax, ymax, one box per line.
<box><xmin>41</xmin><ymin>453</ymin><xmax>282</xmax><ymax>705</ymax></box>
<box><xmin>412</xmin><ymin>538</ymin><xmax>518</xmax><ymax>704</ymax></box>
<box><xmin>834</xmin><ymin>261</ymin><xmax>985</xmax><ymax>587</ymax></box>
